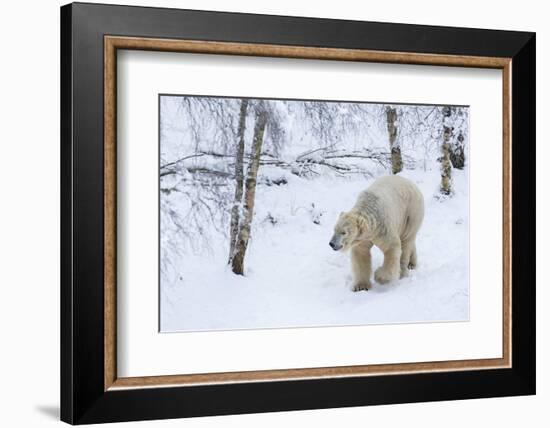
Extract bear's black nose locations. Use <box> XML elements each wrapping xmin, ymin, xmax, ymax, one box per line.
<box><xmin>329</xmin><ymin>241</ymin><xmax>337</xmax><ymax>250</ymax></box>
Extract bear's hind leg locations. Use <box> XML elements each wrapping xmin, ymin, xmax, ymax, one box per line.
<box><xmin>351</xmin><ymin>241</ymin><xmax>373</xmax><ymax>292</ymax></box>
<box><xmin>400</xmin><ymin>239</ymin><xmax>414</xmax><ymax>278</ymax></box>
<box><xmin>408</xmin><ymin>242</ymin><xmax>418</xmax><ymax>270</ymax></box>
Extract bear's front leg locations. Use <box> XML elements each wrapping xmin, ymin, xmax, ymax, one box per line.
<box><xmin>374</xmin><ymin>238</ymin><xmax>402</xmax><ymax>284</ymax></box>
<box><xmin>351</xmin><ymin>241</ymin><xmax>372</xmax><ymax>292</ymax></box>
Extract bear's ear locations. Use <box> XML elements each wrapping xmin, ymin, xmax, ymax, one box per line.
<box><xmin>339</xmin><ymin>211</ymin><xmax>346</xmax><ymax>218</ymax></box>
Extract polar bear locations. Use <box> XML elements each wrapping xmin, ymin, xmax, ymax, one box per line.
<box><xmin>329</xmin><ymin>175</ymin><xmax>424</xmax><ymax>291</ymax></box>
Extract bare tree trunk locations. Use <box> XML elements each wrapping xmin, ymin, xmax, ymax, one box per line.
<box><xmin>228</xmin><ymin>99</ymin><xmax>249</xmax><ymax>264</ymax></box>
<box><xmin>440</xmin><ymin>106</ymin><xmax>453</xmax><ymax>195</ymax></box>
<box><xmin>231</xmin><ymin>108</ymin><xmax>268</xmax><ymax>275</ymax></box>
<box><xmin>386</xmin><ymin>106</ymin><xmax>403</xmax><ymax>174</ymax></box>
<box><xmin>449</xmin><ymin>131</ymin><xmax>465</xmax><ymax>169</ymax></box>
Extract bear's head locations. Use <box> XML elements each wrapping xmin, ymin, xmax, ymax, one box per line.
<box><xmin>329</xmin><ymin>211</ymin><xmax>366</xmax><ymax>251</ymax></box>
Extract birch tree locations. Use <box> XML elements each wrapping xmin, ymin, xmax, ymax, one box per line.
<box><xmin>450</xmin><ymin>131</ymin><xmax>465</xmax><ymax>169</ymax></box>
<box><xmin>386</xmin><ymin>106</ymin><xmax>403</xmax><ymax>174</ymax></box>
<box><xmin>449</xmin><ymin>108</ymin><xmax>468</xmax><ymax>170</ymax></box>
<box><xmin>228</xmin><ymin>99</ymin><xmax>249</xmax><ymax>264</ymax></box>
<box><xmin>440</xmin><ymin>106</ymin><xmax>453</xmax><ymax>195</ymax></box>
<box><xmin>231</xmin><ymin>105</ymin><xmax>268</xmax><ymax>275</ymax></box>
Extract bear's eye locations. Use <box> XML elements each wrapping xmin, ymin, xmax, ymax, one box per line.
<box><xmin>342</xmin><ymin>231</ymin><xmax>347</xmax><ymax>235</ymax></box>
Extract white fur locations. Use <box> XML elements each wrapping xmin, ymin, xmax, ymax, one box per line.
<box><xmin>330</xmin><ymin>175</ymin><xmax>424</xmax><ymax>291</ymax></box>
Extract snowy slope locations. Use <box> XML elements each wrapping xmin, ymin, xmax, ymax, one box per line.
<box><xmin>160</xmin><ymin>167</ymin><xmax>469</xmax><ymax>332</ymax></box>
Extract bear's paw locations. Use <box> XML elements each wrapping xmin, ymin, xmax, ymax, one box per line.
<box><xmin>352</xmin><ymin>281</ymin><xmax>371</xmax><ymax>292</ymax></box>
<box><xmin>375</xmin><ymin>267</ymin><xmax>398</xmax><ymax>284</ymax></box>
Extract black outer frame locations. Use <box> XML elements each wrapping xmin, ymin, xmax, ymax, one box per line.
<box><xmin>60</xmin><ymin>2</ymin><xmax>535</xmax><ymax>424</ymax></box>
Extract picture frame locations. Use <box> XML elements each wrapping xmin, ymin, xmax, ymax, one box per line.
<box><xmin>60</xmin><ymin>2</ymin><xmax>535</xmax><ymax>424</ymax></box>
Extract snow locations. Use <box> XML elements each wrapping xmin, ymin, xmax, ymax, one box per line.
<box><xmin>160</xmin><ymin>167</ymin><xmax>469</xmax><ymax>332</ymax></box>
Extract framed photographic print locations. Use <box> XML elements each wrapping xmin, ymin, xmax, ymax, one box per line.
<box><xmin>60</xmin><ymin>2</ymin><xmax>536</xmax><ymax>425</ymax></box>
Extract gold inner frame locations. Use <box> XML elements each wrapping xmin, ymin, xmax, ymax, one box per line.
<box><xmin>104</xmin><ymin>35</ymin><xmax>512</xmax><ymax>391</ymax></box>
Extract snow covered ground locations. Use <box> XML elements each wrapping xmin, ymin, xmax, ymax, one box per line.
<box><xmin>160</xmin><ymin>167</ymin><xmax>469</xmax><ymax>332</ymax></box>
